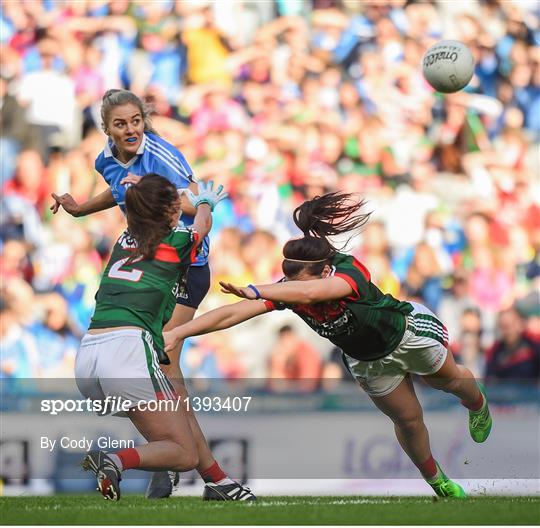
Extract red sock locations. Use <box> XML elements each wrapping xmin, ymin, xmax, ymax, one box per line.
<box><xmin>418</xmin><ymin>455</ymin><xmax>438</xmax><ymax>480</ymax></box>
<box><xmin>116</xmin><ymin>448</ymin><xmax>140</xmax><ymax>470</ymax></box>
<box><xmin>199</xmin><ymin>461</ymin><xmax>226</xmax><ymax>483</ymax></box>
<box><xmin>461</xmin><ymin>391</ymin><xmax>484</xmax><ymax>412</ymax></box>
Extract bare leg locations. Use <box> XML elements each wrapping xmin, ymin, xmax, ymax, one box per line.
<box><xmin>423</xmin><ymin>347</ymin><xmax>491</xmax><ymax>446</ymax></box>
<box><xmin>82</xmin><ymin>403</ymin><xmax>199</xmax><ymax>502</ymax></box>
<box><xmin>422</xmin><ymin>350</ymin><xmax>482</xmax><ymax>408</ymax></box>
<box><xmin>370</xmin><ymin>375</ymin><xmax>435</xmax><ymax>476</ymax></box>
<box><xmin>129</xmin><ymin>407</ymin><xmax>199</xmax><ymax>471</ymax></box>
<box><xmin>160</xmin><ymin>305</ymin><xmax>257</xmax><ymax>500</ymax></box>
<box><xmin>162</xmin><ymin>304</ymin><xmax>216</xmax><ymax>473</ymax></box>
<box><xmin>369</xmin><ymin>375</ymin><xmax>468</xmax><ymax>497</ymax></box>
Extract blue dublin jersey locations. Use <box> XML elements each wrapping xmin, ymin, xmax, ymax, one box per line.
<box><xmin>95</xmin><ymin>132</ymin><xmax>209</xmax><ymax>266</ymax></box>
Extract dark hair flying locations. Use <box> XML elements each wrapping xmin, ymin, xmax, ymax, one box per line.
<box><xmin>282</xmin><ymin>192</ymin><xmax>371</xmax><ymax>278</ymax></box>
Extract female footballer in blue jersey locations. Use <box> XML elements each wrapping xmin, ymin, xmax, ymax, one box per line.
<box><xmin>164</xmin><ymin>192</ymin><xmax>493</xmax><ymax>499</ymax></box>
<box><xmin>51</xmin><ymin>89</ymin><xmax>254</xmax><ymax>501</ymax></box>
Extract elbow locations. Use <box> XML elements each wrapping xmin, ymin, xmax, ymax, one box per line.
<box><xmin>221</xmin><ymin>316</ymin><xmax>234</xmax><ymax>330</ymax></box>
<box><xmin>218</xmin><ymin>312</ymin><xmax>237</xmax><ymax>330</ymax></box>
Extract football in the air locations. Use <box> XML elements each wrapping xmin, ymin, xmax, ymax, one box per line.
<box><xmin>422</xmin><ymin>40</ymin><xmax>475</xmax><ymax>93</ymax></box>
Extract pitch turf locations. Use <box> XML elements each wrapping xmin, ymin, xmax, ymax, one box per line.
<box><xmin>2</xmin><ymin>495</ymin><xmax>539</xmax><ymax>525</ymax></box>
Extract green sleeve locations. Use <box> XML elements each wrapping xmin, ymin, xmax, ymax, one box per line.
<box><xmin>169</xmin><ymin>228</ymin><xmax>198</xmax><ymax>266</ymax></box>
<box><xmin>333</xmin><ymin>255</ymin><xmax>372</xmax><ymax>299</ymax></box>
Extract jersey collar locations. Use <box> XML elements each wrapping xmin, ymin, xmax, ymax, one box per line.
<box><xmin>104</xmin><ymin>134</ymin><xmax>147</xmax><ymax>166</ymax></box>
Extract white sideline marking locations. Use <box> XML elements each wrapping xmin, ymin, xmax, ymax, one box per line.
<box><xmin>23</xmin><ymin>498</ymin><xmax>395</xmax><ymax>511</ymax></box>
<box><xmin>245</xmin><ymin>498</ymin><xmax>394</xmax><ymax>507</ymax></box>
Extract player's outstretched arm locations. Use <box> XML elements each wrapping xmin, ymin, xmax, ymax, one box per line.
<box><xmin>185</xmin><ymin>180</ymin><xmax>228</xmax><ymax>241</ymax></box>
<box><xmin>163</xmin><ymin>299</ymin><xmax>268</xmax><ymax>354</ymax></box>
<box><xmin>190</xmin><ymin>203</ymin><xmax>212</xmax><ymax>242</ymax></box>
<box><xmin>50</xmin><ymin>188</ymin><xmax>116</xmax><ymax>217</ymax></box>
<box><xmin>219</xmin><ymin>276</ymin><xmax>354</xmax><ymax>304</ymax></box>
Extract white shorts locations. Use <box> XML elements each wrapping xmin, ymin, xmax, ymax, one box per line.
<box><xmin>343</xmin><ymin>302</ymin><xmax>448</xmax><ymax>397</ymax></box>
<box><xmin>75</xmin><ymin>329</ymin><xmax>176</xmax><ymax>416</ymax></box>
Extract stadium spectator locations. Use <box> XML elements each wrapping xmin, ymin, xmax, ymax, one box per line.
<box><xmin>438</xmin><ymin>271</ymin><xmax>475</xmax><ymax>346</ymax></box>
<box><xmin>401</xmin><ymin>242</ymin><xmax>443</xmax><ymax>313</ymax></box>
<box><xmin>0</xmin><ymin>194</ymin><xmax>44</xmax><ymax>248</ymax></box>
<box><xmin>485</xmin><ymin>307</ymin><xmax>540</xmax><ymax>380</ymax></box>
<box><xmin>31</xmin><ymin>293</ymin><xmax>79</xmax><ymax>378</ymax></box>
<box><xmin>16</xmin><ymin>34</ymin><xmax>79</xmax><ymax>156</ymax></box>
<box><xmin>2</xmin><ymin>149</ymin><xmax>49</xmax><ymax>212</ymax></box>
<box><xmin>0</xmin><ymin>239</ymin><xmax>32</xmax><ymax>282</ymax></box>
<box><xmin>0</xmin><ymin>296</ymin><xmax>40</xmax><ymax>378</ymax></box>
<box><xmin>0</xmin><ymin>74</ymin><xmax>42</xmax><ymax>183</ymax></box>
<box><xmin>320</xmin><ymin>346</ymin><xmax>354</xmax><ymax>389</ymax></box>
<box><xmin>267</xmin><ymin>325</ymin><xmax>323</xmax><ymax>392</ymax></box>
<box><xmin>451</xmin><ymin>308</ymin><xmax>485</xmax><ymax>378</ymax></box>
<box><xmin>180</xmin><ymin>2</ymin><xmax>234</xmax><ymax>87</ymax></box>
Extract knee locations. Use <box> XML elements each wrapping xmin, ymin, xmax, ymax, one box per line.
<box><xmin>393</xmin><ymin>414</ymin><xmax>424</xmax><ymax>436</ymax></box>
<box><xmin>170</xmin><ymin>443</ymin><xmax>199</xmax><ymax>471</ymax></box>
<box><xmin>436</xmin><ymin>377</ymin><xmax>461</xmax><ymax>394</ymax></box>
<box><xmin>182</xmin><ymin>450</ymin><xmax>199</xmax><ymax>471</ymax></box>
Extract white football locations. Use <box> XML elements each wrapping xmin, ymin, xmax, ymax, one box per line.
<box><xmin>422</xmin><ymin>40</ymin><xmax>475</xmax><ymax>93</ymax></box>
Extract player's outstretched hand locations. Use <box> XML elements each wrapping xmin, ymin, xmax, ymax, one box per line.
<box><xmin>163</xmin><ymin>329</ymin><xmax>182</xmax><ymax>355</ymax></box>
<box><xmin>185</xmin><ymin>180</ymin><xmax>228</xmax><ymax>212</ymax></box>
<box><xmin>50</xmin><ymin>193</ymin><xmax>80</xmax><ymax>216</ymax></box>
<box><xmin>219</xmin><ymin>281</ymin><xmax>258</xmax><ymax>300</ymax></box>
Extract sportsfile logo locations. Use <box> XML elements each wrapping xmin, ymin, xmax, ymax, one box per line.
<box><xmin>41</xmin><ymin>396</ymin><xmax>181</xmax><ymax>415</ymax></box>
<box><xmin>40</xmin><ymin>396</ymin><xmax>252</xmax><ymax>415</ymax></box>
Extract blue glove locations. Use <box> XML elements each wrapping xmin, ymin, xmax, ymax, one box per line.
<box><xmin>184</xmin><ymin>180</ymin><xmax>228</xmax><ymax>212</ymax></box>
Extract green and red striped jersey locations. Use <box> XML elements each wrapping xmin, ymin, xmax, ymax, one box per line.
<box><xmin>265</xmin><ymin>253</ymin><xmax>413</xmax><ymax>361</ymax></box>
<box><xmin>89</xmin><ymin>227</ymin><xmax>198</xmax><ymax>350</ymax></box>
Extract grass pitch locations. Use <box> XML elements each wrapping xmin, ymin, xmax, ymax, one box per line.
<box><xmin>1</xmin><ymin>495</ymin><xmax>538</xmax><ymax>525</ymax></box>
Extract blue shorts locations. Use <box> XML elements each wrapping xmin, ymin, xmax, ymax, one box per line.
<box><xmin>175</xmin><ymin>264</ymin><xmax>210</xmax><ymax>309</ymax></box>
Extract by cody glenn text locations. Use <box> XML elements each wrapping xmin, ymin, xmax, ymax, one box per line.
<box><xmin>40</xmin><ymin>436</ymin><xmax>134</xmax><ymax>452</ymax></box>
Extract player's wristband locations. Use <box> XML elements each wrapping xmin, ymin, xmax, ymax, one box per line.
<box><xmin>247</xmin><ymin>284</ymin><xmax>261</xmax><ymax>300</ymax></box>
<box><xmin>195</xmin><ymin>198</ymin><xmax>215</xmax><ymax>211</ymax></box>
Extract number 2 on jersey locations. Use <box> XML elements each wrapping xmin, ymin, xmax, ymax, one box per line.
<box><xmin>108</xmin><ymin>256</ymin><xmax>144</xmax><ymax>282</ymax></box>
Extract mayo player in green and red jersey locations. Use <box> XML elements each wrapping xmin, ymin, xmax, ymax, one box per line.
<box><xmin>164</xmin><ymin>192</ymin><xmax>493</xmax><ymax>499</ymax></box>
<box><xmin>76</xmin><ymin>174</ymin><xmax>230</xmax><ymax>501</ymax></box>
<box><xmin>52</xmin><ymin>90</ymin><xmax>255</xmax><ymax>501</ymax></box>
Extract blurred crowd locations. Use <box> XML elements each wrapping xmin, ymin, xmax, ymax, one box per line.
<box><xmin>1</xmin><ymin>0</ymin><xmax>539</xmax><ymax>387</ymax></box>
